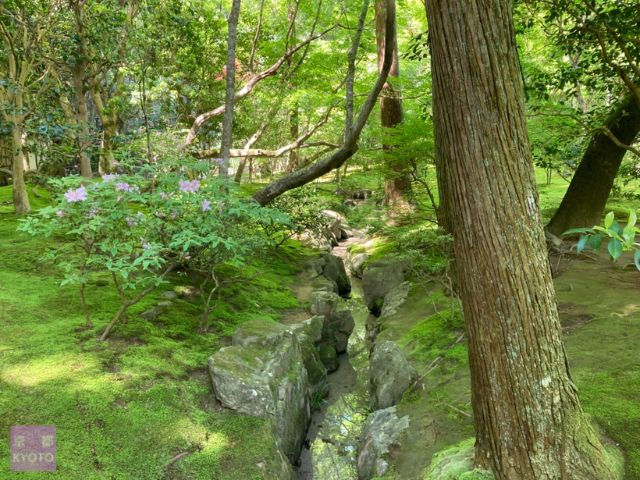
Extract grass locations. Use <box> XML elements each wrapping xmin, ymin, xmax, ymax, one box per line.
<box><xmin>0</xmin><ymin>185</ymin><xmax>310</xmax><ymax>479</ymax></box>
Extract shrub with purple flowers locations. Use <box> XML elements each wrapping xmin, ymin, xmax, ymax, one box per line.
<box><xmin>18</xmin><ymin>159</ymin><xmax>289</xmax><ymax>338</ymax></box>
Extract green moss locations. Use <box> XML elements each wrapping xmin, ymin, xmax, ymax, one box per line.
<box><xmin>0</xmin><ymin>199</ymin><xmax>308</xmax><ymax>479</ymax></box>
<box><xmin>423</xmin><ymin>438</ymin><xmax>493</xmax><ymax>480</ymax></box>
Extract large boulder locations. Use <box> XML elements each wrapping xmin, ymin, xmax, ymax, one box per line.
<box><xmin>362</xmin><ymin>258</ymin><xmax>410</xmax><ymax>314</ymax></box>
<box><xmin>310</xmin><ymin>254</ymin><xmax>351</xmax><ymax>296</ymax></box>
<box><xmin>369</xmin><ymin>340</ymin><xmax>417</xmax><ymax>410</ymax></box>
<box><xmin>321</xmin><ymin>210</ymin><xmax>345</xmax><ymax>243</ymax></box>
<box><xmin>209</xmin><ymin>326</ymin><xmax>310</xmax><ymax>461</ymax></box>
<box><xmin>357</xmin><ymin>406</ymin><xmax>411</xmax><ymax>480</ymax></box>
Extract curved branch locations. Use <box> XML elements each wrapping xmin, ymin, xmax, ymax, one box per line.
<box><xmin>253</xmin><ymin>0</ymin><xmax>396</xmax><ymax>205</ymax></box>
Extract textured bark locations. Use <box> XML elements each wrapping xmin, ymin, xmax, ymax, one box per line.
<box><xmin>425</xmin><ymin>1</ymin><xmax>615</xmax><ymax>479</ymax></box>
<box><xmin>73</xmin><ymin>67</ymin><xmax>93</xmax><ymax>179</ymax></box>
<box><xmin>11</xmin><ymin>122</ymin><xmax>30</xmax><ymax>214</ymax></box>
<box><xmin>547</xmin><ymin>94</ymin><xmax>640</xmax><ymax>236</ymax></box>
<box><xmin>375</xmin><ymin>0</ymin><xmax>412</xmax><ymax>209</ymax></box>
<box><xmin>219</xmin><ymin>0</ymin><xmax>241</xmax><ymax>179</ymax></box>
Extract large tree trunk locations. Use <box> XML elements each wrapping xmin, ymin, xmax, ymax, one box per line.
<box><xmin>73</xmin><ymin>67</ymin><xmax>93</xmax><ymax>178</ymax></box>
<box><xmin>10</xmin><ymin>121</ymin><xmax>30</xmax><ymax>214</ymax></box>
<box><xmin>219</xmin><ymin>0</ymin><xmax>241</xmax><ymax>179</ymax></box>
<box><xmin>546</xmin><ymin>94</ymin><xmax>640</xmax><ymax>236</ymax></box>
<box><xmin>375</xmin><ymin>0</ymin><xmax>412</xmax><ymax>209</ymax></box>
<box><xmin>425</xmin><ymin>1</ymin><xmax>615</xmax><ymax>479</ymax></box>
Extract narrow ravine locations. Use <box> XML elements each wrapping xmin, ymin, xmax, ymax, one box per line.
<box><xmin>296</xmin><ymin>232</ymin><xmax>374</xmax><ymax>479</ymax></box>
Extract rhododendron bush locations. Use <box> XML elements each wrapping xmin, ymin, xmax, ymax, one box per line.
<box><xmin>19</xmin><ymin>159</ymin><xmax>290</xmax><ymax>339</ymax></box>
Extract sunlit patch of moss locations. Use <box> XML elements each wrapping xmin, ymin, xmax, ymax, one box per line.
<box><xmin>0</xmin><ymin>199</ymin><xmax>311</xmax><ymax>479</ymax></box>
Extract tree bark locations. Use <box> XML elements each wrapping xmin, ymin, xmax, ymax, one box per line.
<box><xmin>73</xmin><ymin>66</ymin><xmax>93</xmax><ymax>178</ymax></box>
<box><xmin>219</xmin><ymin>0</ymin><xmax>241</xmax><ymax>179</ymax></box>
<box><xmin>10</xmin><ymin>120</ymin><xmax>30</xmax><ymax>214</ymax></box>
<box><xmin>375</xmin><ymin>0</ymin><xmax>412</xmax><ymax>209</ymax></box>
<box><xmin>546</xmin><ymin>94</ymin><xmax>640</xmax><ymax>236</ymax></box>
<box><xmin>425</xmin><ymin>1</ymin><xmax>615</xmax><ymax>479</ymax></box>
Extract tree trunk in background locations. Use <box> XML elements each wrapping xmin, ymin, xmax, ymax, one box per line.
<box><xmin>425</xmin><ymin>1</ymin><xmax>615</xmax><ymax>479</ymax></box>
<box><xmin>10</xmin><ymin>121</ymin><xmax>30</xmax><ymax>214</ymax></box>
<box><xmin>375</xmin><ymin>0</ymin><xmax>412</xmax><ymax>209</ymax></box>
<box><xmin>286</xmin><ymin>103</ymin><xmax>299</xmax><ymax>172</ymax></box>
<box><xmin>219</xmin><ymin>0</ymin><xmax>241</xmax><ymax>180</ymax></box>
<box><xmin>73</xmin><ymin>66</ymin><xmax>93</xmax><ymax>179</ymax></box>
<box><xmin>546</xmin><ymin>94</ymin><xmax>640</xmax><ymax>236</ymax></box>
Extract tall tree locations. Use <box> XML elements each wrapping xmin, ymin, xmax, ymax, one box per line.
<box><xmin>0</xmin><ymin>0</ymin><xmax>56</xmax><ymax>213</ymax></box>
<box><xmin>219</xmin><ymin>0</ymin><xmax>241</xmax><ymax>179</ymax></box>
<box><xmin>547</xmin><ymin>94</ymin><xmax>640</xmax><ymax>235</ymax></box>
<box><xmin>425</xmin><ymin>1</ymin><xmax>615</xmax><ymax>478</ymax></box>
<box><xmin>374</xmin><ymin>0</ymin><xmax>411</xmax><ymax>210</ymax></box>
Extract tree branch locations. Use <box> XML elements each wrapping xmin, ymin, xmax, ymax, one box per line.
<box><xmin>181</xmin><ymin>25</ymin><xmax>336</xmax><ymax>148</ymax></box>
<box><xmin>253</xmin><ymin>0</ymin><xmax>396</xmax><ymax>205</ymax></box>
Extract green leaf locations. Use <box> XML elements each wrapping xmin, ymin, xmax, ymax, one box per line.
<box><xmin>562</xmin><ymin>227</ymin><xmax>593</xmax><ymax>236</ymax></box>
<box><xmin>587</xmin><ymin>234</ymin><xmax>602</xmax><ymax>250</ymax></box>
<box><xmin>634</xmin><ymin>250</ymin><xmax>640</xmax><ymax>272</ymax></box>
<box><xmin>628</xmin><ymin>209</ymin><xmax>638</xmax><ymax>228</ymax></box>
<box><xmin>576</xmin><ymin>235</ymin><xmax>588</xmax><ymax>253</ymax></box>
<box><xmin>604</xmin><ymin>211</ymin><xmax>615</xmax><ymax>229</ymax></box>
<box><xmin>607</xmin><ymin>238</ymin><xmax>623</xmax><ymax>261</ymax></box>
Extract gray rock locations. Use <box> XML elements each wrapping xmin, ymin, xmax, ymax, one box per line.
<box><xmin>370</xmin><ymin>341</ymin><xmax>417</xmax><ymax>409</ymax></box>
<box><xmin>208</xmin><ymin>329</ymin><xmax>310</xmax><ymax>461</ymax></box>
<box><xmin>322</xmin><ymin>254</ymin><xmax>351</xmax><ymax>296</ymax></box>
<box><xmin>160</xmin><ymin>290</ymin><xmax>178</xmax><ymax>300</ymax></box>
<box><xmin>357</xmin><ymin>406</ymin><xmax>410</xmax><ymax>480</ymax></box>
<box><xmin>362</xmin><ymin>258</ymin><xmax>411</xmax><ymax>313</ymax></box>
<box><xmin>319</xmin><ymin>342</ymin><xmax>339</xmax><ymax>372</ymax></box>
<box><xmin>321</xmin><ymin>210</ymin><xmax>344</xmax><ymax>240</ymax></box>
<box><xmin>348</xmin><ymin>252</ymin><xmax>369</xmax><ymax>279</ymax></box>
<box><xmin>379</xmin><ymin>282</ymin><xmax>411</xmax><ymax>319</ymax></box>
<box><xmin>310</xmin><ymin>291</ymin><xmax>355</xmax><ymax>354</ymax></box>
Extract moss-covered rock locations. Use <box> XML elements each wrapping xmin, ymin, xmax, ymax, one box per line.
<box><xmin>423</xmin><ymin>438</ymin><xmax>493</xmax><ymax>480</ymax></box>
<box><xmin>370</xmin><ymin>340</ymin><xmax>418</xmax><ymax>410</ymax></box>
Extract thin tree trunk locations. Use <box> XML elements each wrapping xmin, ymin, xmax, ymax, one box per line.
<box><xmin>219</xmin><ymin>0</ymin><xmax>241</xmax><ymax>179</ymax></box>
<box><xmin>546</xmin><ymin>94</ymin><xmax>640</xmax><ymax>236</ymax></box>
<box><xmin>375</xmin><ymin>0</ymin><xmax>412</xmax><ymax>209</ymax></box>
<box><xmin>11</xmin><ymin>120</ymin><xmax>30</xmax><ymax>214</ymax></box>
<box><xmin>425</xmin><ymin>1</ymin><xmax>615</xmax><ymax>479</ymax></box>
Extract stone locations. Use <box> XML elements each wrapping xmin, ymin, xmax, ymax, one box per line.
<box><xmin>362</xmin><ymin>258</ymin><xmax>411</xmax><ymax>313</ymax></box>
<box><xmin>208</xmin><ymin>329</ymin><xmax>310</xmax><ymax>461</ymax></box>
<box><xmin>160</xmin><ymin>290</ymin><xmax>177</xmax><ymax>300</ymax></box>
<box><xmin>321</xmin><ymin>254</ymin><xmax>351</xmax><ymax>296</ymax></box>
<box><xmin>369</xmin><ymin>340</ymin><xmax>417</xmax><ymax>409</ymax></box>
<box><xmin>310</xmin><ymin>291</ymin><xmax>355</xmax><ymax>354</ymax></box>
<box><xmin>357</xmin><ymin>406</ymin><xmax>410</xmax><ymax>480</ymax></box>
<box><xmin>319</xmin><ymin>342</ymin><xmax>339</xmax><ymax>372</ymax></box>
<box><xmin>379</xmin><ymin>282</ymin><xmax>411</xmax><ymax>319</ymax></box>
<box><xmin>321</xmin><ymin>210</ymin><xmax>344</xmax><ymax>240</ymax></box>
<box><xmin>174</xmin><ymin>285</ymin><xmax>200</xmax><ymax>299</ymax></box>
<box><xmin>347</xmin><ymin>252</ymin><xmax>369</xmax><ymax>279</ymax></box>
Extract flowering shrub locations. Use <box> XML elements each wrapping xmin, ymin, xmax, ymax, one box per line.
<box><xmin>19</xmin><ymin>159</ymin><xmax>289</xmax><ymax>339</ymax></box>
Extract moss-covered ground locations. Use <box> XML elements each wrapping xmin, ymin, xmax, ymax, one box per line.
<box><xmin>0</xmin><ymin>185</ymin><xmax>314</xmax><ymax>479</ymax></box>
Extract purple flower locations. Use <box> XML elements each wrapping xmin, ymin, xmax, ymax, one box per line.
<box><xmin>116</xmin><ymin>182</ymin><xmax>132</xmax><ymax>192</ymax></box>
<box><xmin>64</xmin><ymin>186</ymin><xmax>88</xmax><ymax>203</ymax></box>
<box><xmin>102</xmin><ymin>174</ymin><xmax>118</xmax><ymax>183</ymax></box>
<box><xmin>201</xmin><ymin>199</ymin><xmax>212</xmax><ymax>212</ymax></box>
<box><xmin>179</xmin><ymin>179</ymin><xmax>200</xmax><ymax>193</ymax></box>
<box><xmin>56</xmin><ymin>210</ymin><xmax>66</xmax><ymax>218</ymax></box>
